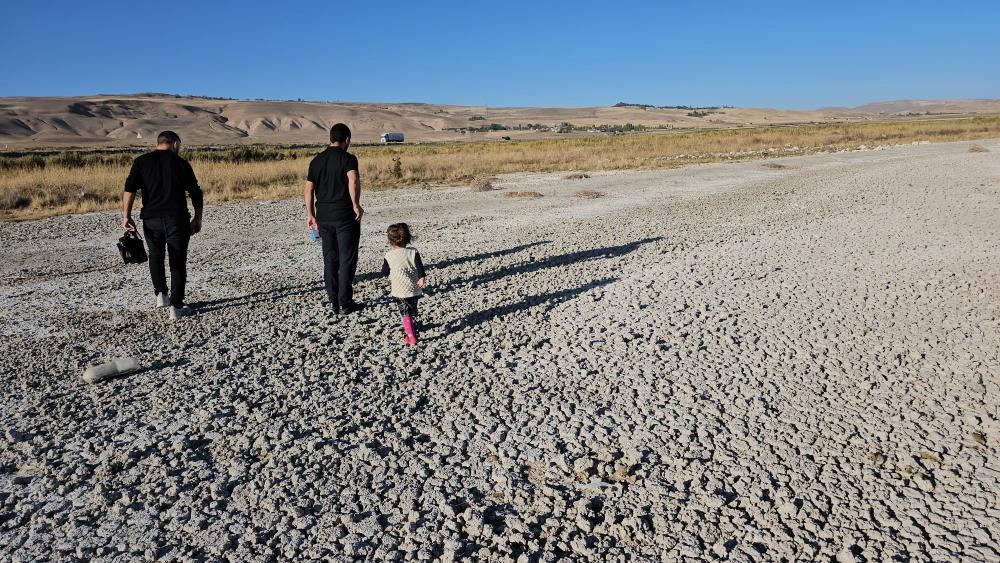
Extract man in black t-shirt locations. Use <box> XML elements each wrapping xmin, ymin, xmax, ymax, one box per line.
<box><xmin>305</xmin><ymin>123</ymin><xmax>364</xmax><ymax>314</ymax></box>
<box><xmin>123</xmin><ymin>130</ymin><xmax>204</xmax><ymax>320</ymax></box>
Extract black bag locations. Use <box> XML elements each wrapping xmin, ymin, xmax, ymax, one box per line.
<box><xmin>118</xmin><ymin>231</ymin><xmax>148</xmax><ymax>264</ymax></box>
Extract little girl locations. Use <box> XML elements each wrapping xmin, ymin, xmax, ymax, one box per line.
<box><xmin>380</xmin><ymin>223</ymin><xmax>426</xmax><ymax>345</ymax></box>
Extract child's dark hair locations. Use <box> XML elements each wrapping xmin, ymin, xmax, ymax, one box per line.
<box><xmin>387</xmin><ymin>223</ymin><xmax>412</xmax><ymax>247</ymax></box>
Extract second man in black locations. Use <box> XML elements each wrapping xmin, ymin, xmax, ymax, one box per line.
<box><xmin>304</xmin><ymin>123</ymin><xmax>364</xmax><ymax>314</ymax></box>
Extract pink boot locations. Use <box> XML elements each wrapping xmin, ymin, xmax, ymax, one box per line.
<box><xmin>402</xmin><ymin>315</ymin><xmax>418</xmax><ymax>345</ymax></box>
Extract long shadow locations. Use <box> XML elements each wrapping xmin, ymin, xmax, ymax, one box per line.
<box><xmin>6</xmin><ymin>264</ymin><xmax>114</xmax><ymax>285</ymax></box>
<box><xmin>440</xmin><ymin>237</ymin><xmax>662</xmax><ymax>291</ymax></box>
<box><xmin>353</xmin><ymin>240</ymin><xmax>549</xmax><ymax>284</ymax></box>
<box><xmin>192</xmin><ymin>239</ymin><xmax>551</xmax><ymax>313</ymax></box>
<box><xmin>355</xmin><ymin>270</ymin><xmax>384</xmax><ymax>283</ymax></box>
<box><xmin>431</xmin><ymin>240</ymin><xmax>550</xmax><ymax>270</ymax></box>
<box><xmin>193</xmin><ymin>282</ymin><xmax>321</xmax><ymax>313</ymax></box>
<box><xmin>444</xmin><ymin>277</ymin><xmax>618</xmax><ymax>335</ymax></box>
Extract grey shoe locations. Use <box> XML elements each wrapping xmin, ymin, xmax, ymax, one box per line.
<box><xmin>168</xmin><ymin>305</ymin><xmax>192</xmax><ymax>320</ymax></box>
<box><xmin>155</xmin><ymin>293</ymin><xmax>169</xmax><ymax>308</ymax></box>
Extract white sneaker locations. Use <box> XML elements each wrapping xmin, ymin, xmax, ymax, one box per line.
<box><xmin>155</xmin><ymin>293</ymin><xmax>169</xmax><ymax>308</ymax></box>
<box><xmin>168</xmin><ymin>305</ymin><xmax>192</xmax><ymax>320</ymax></box>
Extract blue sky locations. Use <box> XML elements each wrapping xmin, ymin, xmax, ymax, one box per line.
<box><xmin>1</xmin><ymin>1</ymin><xmax>997</xmax><ymax>109</ymax></box>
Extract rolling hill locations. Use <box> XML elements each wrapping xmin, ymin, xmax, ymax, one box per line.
<box><xmin>1</xmin><ymin>94</ymin><xmax>997</xmax><ymax>147</ymax></box>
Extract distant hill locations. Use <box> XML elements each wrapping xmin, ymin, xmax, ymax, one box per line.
<box><xmin>847</xmin><ymin>99</ymin><xmax>1000</xmax><ymax>115</ymax></box>
<box><xmin>0</xmin><ymin>94</ymin><xmax>996</xmax><ymax>147</ymax></box>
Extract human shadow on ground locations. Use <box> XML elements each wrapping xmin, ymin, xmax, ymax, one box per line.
<box><xmin>7</xmin><ymin>263</ymin><xmax>115</xmax><ymax>284</ymax></box>
<box><xmin>192</xmin><ymin>239</ymin><xmax>552</xmax><ymax>313</ymax></box>
<box><xmin>431</xmin><ymin>236</ymin><xmax>661</xmax><ymax>338</ymax></box>
<box><xmin>440</xmin><ymin>277</ymin><xmax>619</xmax><ymax>336</ymax></box>
<box><xmin>430</xmin><ymin>240</ymin><xmax>550</xmax><ymax>270</ymax></box>
<box><xmin>439</xmin><ymin>237</ymin><xmax>662</xmax><ymax>291</ymax></box>
<box><xmin>193</xmin><ymin>269</ymin><xmax>396</xmax><ymax>313</ymax></box>
<box><xmin>193</xmin><ymin>282</ymin><xmax>321</xmax><ymax>314</ymax></box>
<box><xmin>194</xmin><ymin>271</ymin><xmax>386</xmax><ymax>312</ymax></box>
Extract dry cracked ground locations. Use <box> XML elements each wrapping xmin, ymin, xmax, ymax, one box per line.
<box><xmin>1</xmin><ymin>140</ymin><xmax>998</xmax><ymax>562</ymax></box>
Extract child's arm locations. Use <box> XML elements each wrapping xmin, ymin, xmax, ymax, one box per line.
<box><xmin>414</xmin><ymin>252</ymin><xmax>426</xmax><ymax>288</ymax></box>
<box><xmin>381</xmin><ymin>258</ymin><xmax>390</xmax><ymax>277</ymax></box>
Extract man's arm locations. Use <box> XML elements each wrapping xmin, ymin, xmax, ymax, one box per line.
<box><xmin>189</xmin><ymin>206</ymin><xmax>204</xmax><ymax>235</ymax></box>
<box><xmin>122</xmin><ymin>192</ymin><xmax>137</xmax><ymax>231</ymax></box>
<box><xmin>304</xmin><ymin>180</ymin><xmax>317</xmax><ymax>229</ymax></box>
<box><xmin>347</xmin><ymin>169</ymin><xmax>363</xmax><ymax>221</ymax></box>
<box><xmin>186</xmin><ymin>162</ymin><xmax>204</xmax><ymax>235</ymax></box>
<box><xmin>123</xmin><ymin>158</ymin><xmax>141</xmax><ymax>231</ymax></box>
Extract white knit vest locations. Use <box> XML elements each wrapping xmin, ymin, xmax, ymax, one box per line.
<box><xmin>385</xmin><ymin>246</ymin><xmax>423</xmax><ymax>298</ymax></box>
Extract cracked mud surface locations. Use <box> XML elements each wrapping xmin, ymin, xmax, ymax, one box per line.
<box><xmin>2</xmin><ymin>140</ymin><xmax>999</xmax><ymax>561</ymax></box>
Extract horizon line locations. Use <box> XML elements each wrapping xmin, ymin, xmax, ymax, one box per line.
<box><xmin>3</xmin><ymin>92</ymin><xmax>998</xmax><ymax>113</ymax></box>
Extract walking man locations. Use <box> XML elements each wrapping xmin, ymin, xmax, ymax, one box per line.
<box><xmin>122</xmin><ymin>130</ymin><xmax>204</xmax><ymax>320</ymax></box>
<box><xmin>304</xmin><ymin>123</ymin><xmax>364</xmax><ymax>314</ymax></box>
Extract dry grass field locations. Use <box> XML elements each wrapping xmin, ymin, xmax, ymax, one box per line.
<box><xmin>2</xmin><ymin>116</ymin><xmax>999</xmax><ymax>220</ymax></box>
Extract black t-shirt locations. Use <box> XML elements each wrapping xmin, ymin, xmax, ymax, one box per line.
<box><xmin>307</xmin><ymin>146</ymin><xmax>359</xmax><ymax>224</ymax></box>
<box><xmin>124</xmin><ymin>150</ymin><xmax>204</xmax><ymax>219</ymax></box>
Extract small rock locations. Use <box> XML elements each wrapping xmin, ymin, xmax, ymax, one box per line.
<box><xmin>777</xmin><ymin>501</ymin><xmax>798</xmax><ymax>518</ymax></box>
<box><xmin>573</xmin><ymin>458</ymin><xmax>595</xmax><ymax>478</ymax></box>
<box><xmin>836</xmin><ymin>546</ymin><xmax>858</xmax><ymax>563</ymax></box>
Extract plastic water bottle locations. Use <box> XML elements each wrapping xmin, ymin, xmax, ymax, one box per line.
<box><xmin>309</xmin><ymin>227</ymin><xmax>319</xmax><ymax>242</ymax></box>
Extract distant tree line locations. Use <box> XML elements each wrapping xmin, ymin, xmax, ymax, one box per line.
<box><xmin>585</xmin><ymin>123</ymin><xmax>653</xmax><ymax>132</ymax></box>
<box><xmin>614</xmin><ymin>102</ymin><xmax>733</xmax><ymax>110</ymax></box>
<box><xmin>444</xmin><ymin>120</ymin><xmax>683</xmax><ymax>134</ymax></box>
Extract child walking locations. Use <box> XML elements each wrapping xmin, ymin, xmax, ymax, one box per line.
<box><xmin>381</xmin><ymin>223</ymin><xmax>426</xmax><ymax>345</ymax></box>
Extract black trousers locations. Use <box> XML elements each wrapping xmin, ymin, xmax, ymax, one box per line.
<box><xmin>395</xmin><ymin>296</ymin><xmax>420</xmax><ymax>316</ymax></box>
<box><xmin>143</xmin><ymin>216</ymin><xmax>190</xmax><ymax>308</ymax></box>
<box><xmin>318</xmin><ymin>221</ymin><xmax>360</xmax><ymax>307</ymax></box>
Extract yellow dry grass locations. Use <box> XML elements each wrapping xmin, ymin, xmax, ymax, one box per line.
<box><xmin>2</xmin><ymin>116</ymin><xmax>999</xmax><ymax>221</ymax></box>
<box><xmin>0</xmin><ymin>160</ymin><xmax>305</xmax><ymax>220</ymax></box>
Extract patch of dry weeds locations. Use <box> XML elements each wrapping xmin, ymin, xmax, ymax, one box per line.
<box><xmin>470</xmin><ymin>177</ymin><xmax>495</xmax><ymax>192</ymax></box>
<box><xmin>505</xmin><ymin>191</ymin><xmax>543</xmax><ymax>199</ymax></box>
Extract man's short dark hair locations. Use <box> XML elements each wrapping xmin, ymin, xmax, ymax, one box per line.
<box><xmin>157</xmin><ymin>130</ymin><xmax>181</xmax><ymax>145</ymax></box>
<box><xmin>330</xmin><ymin>123</ymin><xmax>352</xmax><ymax>144</ymax></box>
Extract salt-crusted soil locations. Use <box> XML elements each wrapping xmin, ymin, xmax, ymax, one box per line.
<box><xmin>1</xmin><ymin>140</ymin><xmax>998</xmax><ymax>562</ymax></box>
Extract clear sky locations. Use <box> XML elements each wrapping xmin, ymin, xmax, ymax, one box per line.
<box><xmin>2</xmin><ymin>0</ymin><xmax>997</xmax><ymax>109</ymax></box>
